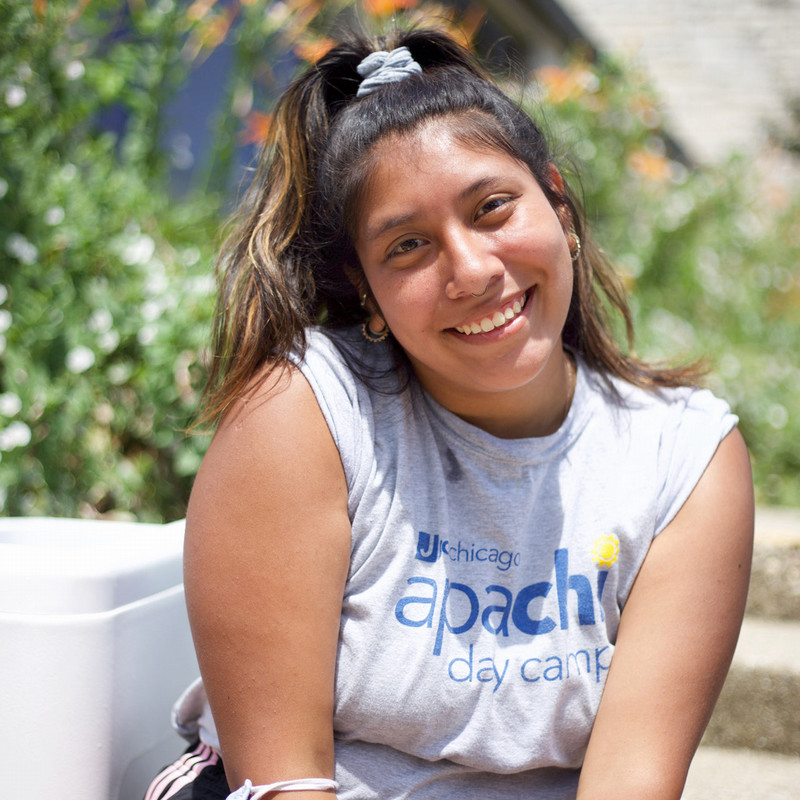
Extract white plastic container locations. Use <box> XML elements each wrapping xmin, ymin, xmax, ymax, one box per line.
<box><xmin>0</xmin><ymin>517</ymin><xmax>199</xmax><ymax>799</ymax></box>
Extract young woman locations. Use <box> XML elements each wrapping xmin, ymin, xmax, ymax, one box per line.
<box><xmin>145</xmin><ymin>27</ymin><xmax>754</xmax><ymax>800</ymax></box>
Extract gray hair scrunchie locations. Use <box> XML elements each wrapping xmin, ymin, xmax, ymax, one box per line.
<box><xmin>356</xmin><ymin>46</ymin><xmax>422</xmax><ymax>98</ymax></box>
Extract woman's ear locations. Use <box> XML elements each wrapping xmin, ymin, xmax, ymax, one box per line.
<box><xmin>547</xmin><ymin>163</ymin><xmax>566</xmax><ymax>194</ymax></box>
<box><xmin>344</xmin><ymin>265</ymin><xmax>377</xmax><ymax>317</ymax></box>
<box><xmin>344</xmin><ymin>265</ymin><xmax>363</xmax><ymax>291</ymax></box>
<box><xmin>545</xmin><ymin>163</ymin><xmax>573</xmax><ymax>233</ymax></box>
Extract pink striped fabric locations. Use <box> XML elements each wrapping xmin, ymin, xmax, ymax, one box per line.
<box><xmin>145</xmin><ymin>741</ymin><xmax>221</xmax><ymax>800</ymax></box>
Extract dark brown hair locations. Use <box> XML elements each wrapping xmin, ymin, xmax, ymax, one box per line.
<box><xmin>198</xmin><ymin>27</ymin><xmax>703</xmax><ymax>426</ymax></box>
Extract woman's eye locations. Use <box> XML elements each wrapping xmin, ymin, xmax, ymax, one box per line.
<box><xmin>389</xmin><ymin>237</ymin><xmax>424</xmax><ymax>257</ymax></box>
<box><xmin>477</xmin><ymin>196</ymin><xmax>513</xmax><ymax>219</ymax></box>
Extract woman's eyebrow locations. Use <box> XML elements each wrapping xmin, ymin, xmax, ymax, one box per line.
<box><xmin>459</xmin><ymin>175</ymin><xmax>498</xmax><ymax>201</ymax></box>
<box><xmin>364</xmin><ymin>212</ymin><xmax>418</xmax><ymax>243</ymax></box>
<box><xmin>364</xmin><ymin>175</ymin><xmax>507</xmax><ymax>242</ymax></box>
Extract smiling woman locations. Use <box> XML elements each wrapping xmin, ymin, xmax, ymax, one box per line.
<box><xmin>353</xmin><ymin>124</ymin><xmax>574</xmax><ymax>437</ymax></box>
<box><xmin>145</xmin><ymin>26</ymin><xmax>754</xmax><ymax>800</ymax></box>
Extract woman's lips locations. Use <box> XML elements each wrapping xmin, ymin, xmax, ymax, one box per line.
<box><xmin>454</xmin><ymin>291</ymin><xmax>529</xmax><ymax>335</ymax></box>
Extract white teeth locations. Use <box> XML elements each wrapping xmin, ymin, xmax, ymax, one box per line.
<box><xmin>456</xmin><ymin>293</ymin><xmax>527</xmax><ymax>335</ymax></box>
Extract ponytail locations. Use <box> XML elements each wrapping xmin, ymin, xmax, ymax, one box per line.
<box><xmin>197</xmin><ymin>43</ymin><xmax>360</xmax><ymax>426</ymax></box>
<box><xmin>196</xmin><ymin>29</ymin><xmax>488</xmax><ymax>426</ymax></box>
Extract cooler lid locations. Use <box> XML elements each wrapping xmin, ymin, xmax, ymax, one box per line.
<box><xmin>0</xmin><ymin>517</ymin><xmax>186</xmax><ymax>615</ymax></box>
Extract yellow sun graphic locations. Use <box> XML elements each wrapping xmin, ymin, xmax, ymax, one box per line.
<box><xmin>591</xmin><ymin>533</ymin><xmax>620</xmax><ymax>568</ymax></box>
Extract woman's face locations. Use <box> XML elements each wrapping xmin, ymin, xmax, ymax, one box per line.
<box><xmin>354</xmin><ymin>119</ymin><xmax>575</xmax><ymax>436</ymax></box>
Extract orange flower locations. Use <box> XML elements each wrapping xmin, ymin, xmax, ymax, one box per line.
<box><xmin>294</xmin><ymin>37</ymin><xmax>336</xmax><ymax>64</ymax></box>
<box><xmin>364</xmin><ymin>0</ymin><xmax>419</xmax><ymax>17</ymax></box>
<box><xmin>183</xmin><ymin>6</ymin><xmax>238</xmax><ymax>62</ymax></box>
<box><xmin>627</xmin><ymin>150</ymin><xmax>671</xmax><ymax>183</ymax></box>
<box><xmin>536</xmin><ymin>62</ymin><xmax>595</xmax><ymax>105</ymax></box>
<box><xmin>239</xmin><ymin>111</ymin><xmax>273</xmax><ymax>145</ymax></box>
<box><xmin>186</xmin><ymin>0</ymin><xmax>220</xmax><ymax>22</ymax></box>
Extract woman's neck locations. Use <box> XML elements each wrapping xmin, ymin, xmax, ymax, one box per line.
<box><xmin>430</xmin><ymin>347</ymin><xmax>577</xmax><ymax>440</ymax></box>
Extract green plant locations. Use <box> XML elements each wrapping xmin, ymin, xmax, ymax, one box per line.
<box><xmin>0</xmin><ymin>0</ymin><xmax>220</xmax><ymax>520</ymax></box>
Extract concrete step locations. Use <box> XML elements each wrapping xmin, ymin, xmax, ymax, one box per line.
<box><xmin>748</xmin><ymin>507</ymin><xmax>800</xmax><ymax>621</ymax></box>
<box><xmin>684</xmin><ymin>746</ymin><xmax>800</xmax><ymax>799</ymax></box>
<box><xmin>704</xmin><ymin>617</ymin><xmax>800</xmax><ymax>756</ymax></box>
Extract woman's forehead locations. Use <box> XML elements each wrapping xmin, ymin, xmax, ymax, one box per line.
<box><xmin>365</xmin><ymin>118</ymin><xmax>528</xmax><ymax>186</ymax></box>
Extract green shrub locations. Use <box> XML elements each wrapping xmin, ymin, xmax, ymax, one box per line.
<box><xmin>0</xmin><ymin>1</ymin><xmax>219</xmax><ymax>520</ymax></box>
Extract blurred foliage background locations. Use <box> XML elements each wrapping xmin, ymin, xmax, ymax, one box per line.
<box><xmin>1</xmin><ymin>0</ymin><xmax>798</xmax><ymax>521</ymax></box>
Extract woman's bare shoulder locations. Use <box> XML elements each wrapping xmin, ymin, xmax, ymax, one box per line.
<box><xmin>187</xmin><ymin>361</ymin><xmax>348</xmax><ymax>544</ymax></box>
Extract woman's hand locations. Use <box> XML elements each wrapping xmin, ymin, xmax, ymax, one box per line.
<box><xmin>184</xmin><ymin>364</ymin><xmax>351</xmax><ymax>794</ymax></box>
<box><xmin>577</xmin><ymin>428</ymin><xmax>754</xmax><ymax>800</ymax></box>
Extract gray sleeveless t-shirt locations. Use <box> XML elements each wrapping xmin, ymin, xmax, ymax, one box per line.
<box><xmin>182</xmin><ymin>327</ymin><xmax>737</xmax><ymax>800</ymax></box>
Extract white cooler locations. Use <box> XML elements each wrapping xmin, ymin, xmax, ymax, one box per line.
<box><xmin>0</xmin><ymin>517</ymin><xmax>199</xmax><ymax>799</ymax></box>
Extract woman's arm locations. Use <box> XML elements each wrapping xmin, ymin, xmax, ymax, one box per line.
<box><xmin>577</xmin><ymin>428</ymin><xmax>754</xmax><ymax>800</ymax></box>
<box><xmin>184</xmin><ymin>365</ymin><xmax>351</xmax><ymax>799</ymax></box>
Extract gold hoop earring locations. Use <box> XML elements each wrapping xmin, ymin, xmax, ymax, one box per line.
<box><xmin>570</xmin><ymin>233</ymin><xmax>582</xmax><ymax>262</ymax></box>
<box><xmin>361</xmin><ymin>319</ymin><xmax>389</xmax><ymax>343</ymax></box>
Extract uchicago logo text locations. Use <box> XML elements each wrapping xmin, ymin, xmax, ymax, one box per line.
<box><xmin>415</xmin><ymin>530</ymin><xmax>521</xmax><ymax>571</ymax></box>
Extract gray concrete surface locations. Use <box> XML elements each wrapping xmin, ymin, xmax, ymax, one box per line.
<box><xmin>701</xmin><ymin>509</ymin><xmax>800</xmax><ymax>758</ymax></box>
<box><xmin>749</xmin><ymin>508</ymin><xmax>800</xmax><ymax>620</ymax></box>
<box><xmin>684</xmin><ymin>747</ymin><xmax>800</xmax><ymax>799</ymax></box>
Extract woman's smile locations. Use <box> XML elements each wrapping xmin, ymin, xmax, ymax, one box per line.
<box><xmin>453</xmin><ymin>290</ymin><xmax>529</xmax><ymax>336</ymax></box>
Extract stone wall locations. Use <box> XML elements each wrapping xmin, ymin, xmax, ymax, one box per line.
<box><xmin>556</xmin><ymin>0</ymin><xmax>800</xmax><ymax>164</ymax></box>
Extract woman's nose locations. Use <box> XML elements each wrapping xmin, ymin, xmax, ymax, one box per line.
<box><xmin>443</xmin><ymin>229</ymin><xmax>504</xmax><ymax>300</ymax></box>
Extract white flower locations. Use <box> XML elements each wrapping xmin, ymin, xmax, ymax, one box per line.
<box><xmin>144</xmin><ymin>269</ymin><xmax>169</xmax><ymax>296</ymax></box>
<box><xmin>108</xmin><ymin>363</ymin><xmax>131</xmax><ymax>385</ymax></box>
<box><xmin>0</xmin><ymin>393</ymin><xmax>22</xmax><ymax>417</ymax></box>
<box><xmin>121</xmin><ymin>234</ymin><xmax>155</xmax><ymax>266</ymax></box>
<box><xmin>64</xmin><ymin>60</ymin><xmax>85</xmax><ymax>80</ymax></box>
<box><xmin>138</xmin><ymin>325</ymin><xmax>158</xmax><ymax>346</ymax></box>
<box><xmin>0</xmin><ymin>309</ymin><xmax>11</xmax><ymax>333</ymax></box>
<box><xmin>5</xmin><ymin>85</ymin><xmax>26</xmax><ymax>108</ymax></box>
<box><xmin>188</xmin><ymin>274</ymin><xmax>214</xmax><ymax>296</ymax></box>
<box><xmin>98</xmin><ymin>329</ymin><xmax>120</xmax><ymax>353</ymax></box>
<box><xmin>66</xmin><ymin>345</ymin><xmax>95</xmax><ymax>373</ymax></box>
<box><xmin>141</xmin><ymin>299</ymin><xmax>163</xmax><ymax>321</ymax></box>
<box><xmin>44</xmin><ymin>206</ymin><xmax>65</xmax><ymax>226</ymax></box>
<box><xmin>6</xmin><ymin>233</ymin><xmax>38</xmax><ymax>264</ymax></box>
<box><xmin>88</xmin><ymin>308</ymin><xmax>113</xmax><ymax>333</ymax></box>
<box><xmin>182</xmin><ymin>247</ymin><xmax>201</xmax><ymax>266</ymax></box>
<box><xmin>0</xmin><ymin>421</ymin><xmax>32</xmax><ymax>451</ymax></box>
